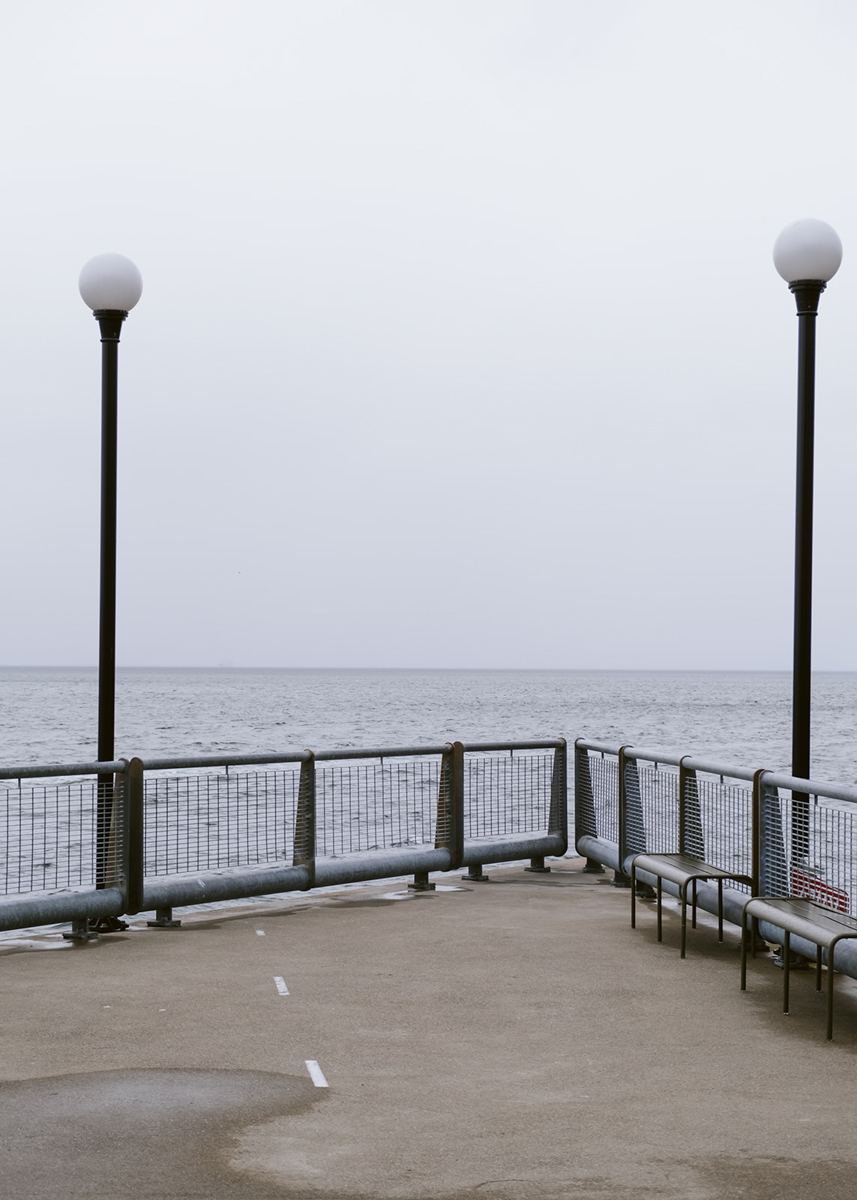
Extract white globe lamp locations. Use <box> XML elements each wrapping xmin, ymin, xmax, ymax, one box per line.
<box><xmin>79</xmin><ymin>253</ymin><xmax>143</xmax><ymax>313</ymax></box>
<box><xmin>773</xmin><ymin>219</ymin><xmax>842</xmax><ymax>285</ymax></box>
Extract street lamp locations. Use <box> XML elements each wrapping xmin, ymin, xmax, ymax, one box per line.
<box><xmin>79</xmin><ymin>252</ymin><xmax>143</xmax><ymax>928</ymax></box>
<box><xmin>773</xmin><ymin>219</ymin><xmax>842</xmax><ymax>787</ymax></box>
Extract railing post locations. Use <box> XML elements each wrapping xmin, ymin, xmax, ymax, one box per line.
<box><xmin>614</xmin><ymin>745</ymin><xmax>632</xmax><ymax>888</ymax></box>
<box><xmin>434</xmin><ymin>741</ymin><xmax>463</xmax><ymax>865</ymax></box>
<box><xmin>549</xmin><ymin>737</ymin><xmax>568</xmax><ymax>854</ymax></box>
<box><xmin>422</xmin><ymin>741</ymin><xmax>464</xmax><ymax>889</ymax></box>
<box><xmin>124</xmin><ymin>757</ymin><xmax>144</xmax><ymax>915</ymax></box>
<box><xmin>757</xmin><ymin>769</ymin><xmax>788</xmax><ymax>897</ymax></box>
<box><xmin>449</xmin><ymin>740</ymin><xmax>464</xmax><ymax>869</ymax></box>
<box><xmin>678</xmin><ymin>756</ymin><xmax>703</xmax><ymax>857</ymax></box>
<box><xmin>574</xmin><ymin>739</ymin><xmax>603</xmax><ymax>873</ymax></box>
<box><xmin>293</xmin><ymin>752</ymin><xmax>316</xmax><ymax>889</ymax></box>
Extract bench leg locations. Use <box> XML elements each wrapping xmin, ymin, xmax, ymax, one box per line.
<box><xmin>828</xmin><ymin>945</ymin><xmax>835</xmax><ymax>1041</ymax></box>
<box><xmin>741</xmin><ymin>910</ymin><xmax>748</xmax><ymax>990</ymax></box>
<box><xmin>718</xmin><ymin>878</ymin><xmax>724</xmax><ymax>942</ymax></box>
<box><xmin>657</xmin><ymin>876</ymin><xmax>662</xmax><ymax>943</ymax></box>
<box><xmin>631</xmin><ymin>862</ymin><xmax>636</xmax><ymax>929</ymax></box>
<box><xmin>783</xmin><ymin>931</ymin><xmax>790</xmax><ymax>1015</ymax></box>
<box><xmin>680</xmin><ymin>881</ymin><xmax>688</xmax><ymax>959</ymax></box>
<box><xmin>816</xmin><ymin>945</ymin><xmax>822</xmax><ymax>991</ymax></box>
<box><xmin>692</xmin><ymin>878</ymin><xmax>697</xmax><ymax>930</ymax></box>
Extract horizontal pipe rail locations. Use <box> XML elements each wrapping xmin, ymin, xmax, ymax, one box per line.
<box><xmin>0</xmin><ymin>888</ymin><xmax>125</xmax><ymax>933</ymax></box>
<box><xmin>140</xmin><ymin>751</ymin><xmax>311</xmax><ymax>770</ymax></box>
<box><xmin>313</xmin><ymin>744</ymin><xmax>451</xmax><ymax>761</ymax></box>
<box><xmin>460</xmin><ymin>739</ymin><xmax>565</xmax><ymax>752</ymax></box>
<box><xmin>760</xmin><ymin>770</ymin><xmax>857</xmax><ymax>805</ymax></box>
<box><xmin>0</xmin><ymin>760</ymin><xmax>127</xmax><ymax>780</ymax></box>
<box><xmin>575</xmin><ymin>739</ymin><xmax>757</xmax><ymax>783</ymax></box>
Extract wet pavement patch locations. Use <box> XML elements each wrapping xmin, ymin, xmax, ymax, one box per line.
<box><xmin>0</xmin><ymin>1068</ymin><xmax>319</xmax><ymax>1199</ymax></box>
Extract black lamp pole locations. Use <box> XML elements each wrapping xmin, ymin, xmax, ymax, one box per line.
<box><xmin>96</xmin><ymin>309</ymin><xmax>127</xmax><ymax>773</ymax></box>
<box><xmin>789</xmin><ymin>279</ymin><xmax>824</xmax><ymax>786</ymax></box>
<box><xmin>93</xmin><ymin>308</ymin><xmax>129</xmax><ymax>931</ymax></box>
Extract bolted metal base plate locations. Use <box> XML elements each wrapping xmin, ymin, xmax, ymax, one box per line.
<box><xmin>89</xmin><ymin>916</ymin><xmax>128</xmax><ymax>933</ymax></box>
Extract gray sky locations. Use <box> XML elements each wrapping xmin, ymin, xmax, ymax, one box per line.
<box><xmin>3</xmin><ymin>0</ymin><xmax>857</xmax><ymax>670</ymax></box>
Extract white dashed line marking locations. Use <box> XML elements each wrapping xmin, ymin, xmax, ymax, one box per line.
<box><xmin>305</xmin><ymin>1060</ymin><xmax>328</xmax><ymax>1087</ymax></box>
<box><xmin>274</xmin><ymin>976</ymin><xmax>289</xmax><ymax>996</ymax></box>
<box><xmin>256</xmin><ymin>930</ymin><xmax>265</xmax><ymax>936</ymax></box>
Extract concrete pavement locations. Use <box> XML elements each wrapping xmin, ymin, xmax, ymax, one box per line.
<box><xmin>2</xmin><ymin>859</ymin><xmax>857</xmax><ymax>1199</ymax></box>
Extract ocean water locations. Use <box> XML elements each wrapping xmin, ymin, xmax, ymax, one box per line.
<box><xmin>1</xmin><ymin>667</ymin><xmax>857</xmax><ymax>786</ymax></box>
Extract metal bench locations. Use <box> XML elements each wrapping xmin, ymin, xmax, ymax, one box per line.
<box><xmin>631</xmin><ymin>852</ymin><xmax>752</xmax><ymax>958</ymax></box>
<box><xmin>741</xmin><ymin>896</ymin><xmax>857</xmax><ymax>1041</ymax></box>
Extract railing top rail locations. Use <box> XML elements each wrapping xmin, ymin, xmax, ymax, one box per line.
<box><xmin>314</xmin><ymin>744</ymin><xmax>451</xmax><ymax>761</ymax></box>
<box><xmin>682</xmin><ymin>757</ymin><xmax>757</xmax><ymax>783</ymax></box>
<box><xmin>575</xmin><ymin>739</ymin><xmax>757</xmax><ymax>783</ymax></box>
<box><xmin>621</xmin><ymin>745</ymin><xmax>684</xmax><ymax>768</ymax></box>
<box><xmin>140</xmin><ymin>751</ymin><xmax>312</xmax><ymax>770</ymax></box>
<box><xmin>0</xmin><ymin>760</ymin><xmax>127</xmax><ymax>781</ymax></box>
<box><xmin>460</xmin><ymin>739</ymin><xmax>564</xmax><ymax>752</ymax></box>
<box><xmin>142</xmin><ymin>745</ymin><xmax>455</xmax><ymax>770</ymax></box>
<box><xmin>575</xmin><ymin>738</ymin><xmax>623</xmax><ymax>756</ymax></box>
<box><xmin>761</xmin><ymin>770</ymin><xmax>857</xmax><ymax>806</ymax></box>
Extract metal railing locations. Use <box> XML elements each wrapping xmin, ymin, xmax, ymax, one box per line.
<box><xmin>0</xmin><ymin>738</ymin><xmax>566</xmax><ymax>935</ymax></box>
<box><xmin>575</xmin><ymin>737</ymin><xmax>857</xmax><ymax>982</ymax></box>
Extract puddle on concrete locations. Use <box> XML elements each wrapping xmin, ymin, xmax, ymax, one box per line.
<box><xmin>0</xmin><ymin>1068</ymin><xmax>320</xmax><ymax>1199</ymax></box>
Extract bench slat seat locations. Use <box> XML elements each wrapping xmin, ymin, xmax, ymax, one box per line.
<box><xmin>741</xmin><ymin>896</ymin><xmax>857</xmax><ymax>1040</ymax></box>
<box><xmin>631</xmin><ymin>852</ymin><xmax>752</xmax><ymax>959</ymax></box>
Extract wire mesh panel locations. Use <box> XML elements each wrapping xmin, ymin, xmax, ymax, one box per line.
<box><xmin>144</xmin><ymin>769</ymin><xmax>299</xmax><ymax>876</ymax></box>
<box><xmin>695</xmin><ymin>777</ymin><xmax>753</xmax><ymax>891</ymax></box>
<box><xmin>465</xmin><ymin>753</ymin><xmax>552</xmax><ymax>839</ymax></box>
<box><xmin>588</xmin><ymin>754</ymin><xmax>619</xmax><ymax>843</ymax></box>
<box><xmin>0</xmin><ymin>776</ymin><xmax>123</xmax><ymax>895</ymax></box>
<box><xmin>316</xmin><ymin>759</ymin><xmax>442</xmax><ymax>857</ymax></box>
<box><xmin>761</xmin><ymin>788</ymin><xmax>857</xmax><ymax>916</ymax></box>
<box><xmin>631</xmin><ymin>765</ymin><xmax>753</xmax><ymax>890</ymax></box>
<box><xmin>635</xmin><ymin>764</ymin><xmax>679</xmax><ymax>854</ymax></box>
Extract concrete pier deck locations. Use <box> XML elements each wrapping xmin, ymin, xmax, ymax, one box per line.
<box><xmin>2</xmin><ymin>858</ymin><xmax>857</xmax><ymax>1200</ymax></box>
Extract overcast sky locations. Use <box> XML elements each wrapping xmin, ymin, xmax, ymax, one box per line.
<box><xmin>3</xmin><ymin>1</ymin><xmax>857</xmax><ymax>670</ymax></box>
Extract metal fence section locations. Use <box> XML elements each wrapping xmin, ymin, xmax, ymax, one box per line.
<box><xmin>464</xmin><ymin>752</ymin><xmax>553</xmax><ymax>839</ymax></box>
<box><xmin>0</xmin><ymin>775</ymin><xmax>124</xmax><ymax>894</ymax></box>
<box><xmin>315</xmin><ymin>757</ymin><xmax>443</xmax><ymax>857</ymax></box>
<box><xmin>143</xmin><ymin>768</ymin><xmax>300</xmax><ymax>876</ymax></box>
<box><xmin>0</xmin><ymin>738</ymin><xmax>566</xmax><ymax>935</ymax></box>
<box><xmin>759</xmin><ymin>782</ymin><xmax>857</xmax><ymax>917</ymax></box>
